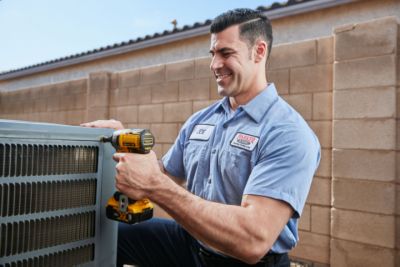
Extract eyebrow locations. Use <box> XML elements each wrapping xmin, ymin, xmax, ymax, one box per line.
<box><xmin>209</xmin><ymin>47</ymin><xmax>236</xmax><ymax>55</ymax></box>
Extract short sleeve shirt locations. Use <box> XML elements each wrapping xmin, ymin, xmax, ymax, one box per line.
<box><xmin>162</xmin><ymin>84</ymin><xmax>320</xmax><ymax>253</ymax></box>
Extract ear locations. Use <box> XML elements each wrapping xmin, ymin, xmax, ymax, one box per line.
<box><xmin>253</xmin><ymin>40</ymin><xmax>267</xmax><ymax>63</ymax></box>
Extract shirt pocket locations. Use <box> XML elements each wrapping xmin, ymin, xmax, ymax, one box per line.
<box><xmin>183</xmin><ymin>140</ymin><xmax>209</xmax><ymax>177</ymax></box>
<box><xmin>218</xmin><ymin>147</ymin><xmax>254</xmax><ymax>194</ymax></box>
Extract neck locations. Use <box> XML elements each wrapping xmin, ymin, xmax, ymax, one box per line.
<box><xmin>229</xmin><ymin>79</ymin><xmax>268</xmax><ymax>110</ymax></box>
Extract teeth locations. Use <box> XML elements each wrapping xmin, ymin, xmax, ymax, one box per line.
<box><xmin>216</xmin><ymin>74</ymin><xmax>231</xmax><ymax>83</ymax></box>
<box><xmin>216</xmin><ymin>74</ymin><xmax>231</xmax><ymax>78</ymax></box>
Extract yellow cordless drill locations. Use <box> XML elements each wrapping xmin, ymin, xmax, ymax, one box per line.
<box><xmin>101</xmin><ymin>129</ymin><xmax>155</xmax><ymax>224</ymax></box>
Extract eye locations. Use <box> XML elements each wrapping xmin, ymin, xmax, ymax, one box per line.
<box><xmin>222</xmin><ymin>52</ymin><xmax>232</xmax><ymax>58</ymax></box>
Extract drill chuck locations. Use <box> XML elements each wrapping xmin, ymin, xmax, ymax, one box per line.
<box><xmin>100</xmin><ymin>135</ymin><xmax>112</xmax><ymax>143</ymax></box>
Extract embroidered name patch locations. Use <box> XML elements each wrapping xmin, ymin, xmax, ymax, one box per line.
<box><xmin>230</xmin><ymin>133</ymin><xmax>259</xmax><ymax>151</ymax></box>
<box><xmin>189</xmin><ymin>124</ymin><xmax>215</xmax><ymax>141</ymax></box>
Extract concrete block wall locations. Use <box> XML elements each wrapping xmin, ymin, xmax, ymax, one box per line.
<box><xmin>332</xmin><ymin>17</ymin><xmax>399</xmax><ymax>267</ymax></box>
<box><xmin>0</xmin><ymin>16</ymin><xmax>398</xmax><ymax>267</ymax></box>
<box><xmin>0</xmin><ymin>79</ymin><xmax>87</xmax><ymax>124</ymax></box>
<box><xmin>107</xmin><ymin>58</ymin><xmax>220</xmax><ymax>158</ymax></box>
<box><xmin>267</xmin><ymin>36</ymin><xmax>333</xmax><ymax>265</ymax></box>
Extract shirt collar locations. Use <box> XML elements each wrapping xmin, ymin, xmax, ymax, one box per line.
<box><xmin>215</xmin><ymin>83</ymin><xmax>279</xmax><ymax>123</ymax></box>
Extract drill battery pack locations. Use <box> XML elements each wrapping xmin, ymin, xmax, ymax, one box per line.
<box><xmin>106</xmin><ymin>192</ymin><xmax>154</xmax><ymax>224</ymax></box>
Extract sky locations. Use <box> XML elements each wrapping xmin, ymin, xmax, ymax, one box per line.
<box><xmin>0</xmin><ymin>0</ymin><xmax>283</xmax><ymax>73</ymax></box>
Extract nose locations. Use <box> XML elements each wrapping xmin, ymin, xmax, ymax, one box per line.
<box><xmin>210</xmin><ymin>55</ymin><xmax>223</xmax><ymax>72</ymax></box>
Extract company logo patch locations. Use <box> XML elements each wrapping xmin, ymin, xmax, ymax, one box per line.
<box><xmin>189</xmin><ymin>124</ymin><xmax>215</xmax><ymax>141</ymax></box>
<box><xmin>230</xmin><ymin>133</ymin><xmax>259</xmax><ymax>151</ymax></box>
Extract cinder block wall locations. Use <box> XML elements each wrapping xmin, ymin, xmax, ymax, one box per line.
<box><xmin>331</xmin><ymin>17</ymin><xmax>399</xmax><ymax>267</ymax></box>
<box><xmin>102</xmin><ymin>58</ymin><xmax>220</xmax><ymax>158</ymax></box>
<box><xmin>267</xmin><ymin>36</ymin><xmax>333</xmax><ymax>265</ymax></box>
<box><xmin>0</xmin><ymin>16</ymin><xmax>398</xmax><ymax>267</ymax></box>
<box><xmin>0</xmin><ymin>79</ymin><xmax>87</xmax><ymax>124</ymax></box>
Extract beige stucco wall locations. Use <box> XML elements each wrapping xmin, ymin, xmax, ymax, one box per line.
<box><xmin>1</xmin><ymin>0</ymin><xmax>399</xmax><ymax>92</ymax></box>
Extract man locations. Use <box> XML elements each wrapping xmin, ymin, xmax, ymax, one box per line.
<box><xmin>82</xmin><ymin>8</ymin><xmax>320</xmax><ymax>267</ymax></box>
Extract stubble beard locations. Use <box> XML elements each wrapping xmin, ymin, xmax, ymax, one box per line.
<box><xmin>216</xmin><ymin>75</ymin><xmax>236</xmax><ymax>97</ymax></box>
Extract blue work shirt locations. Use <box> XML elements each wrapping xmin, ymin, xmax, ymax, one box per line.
<box><xmin>162</xmin><ymin>83</ymin><xmax>320</xmax><ymax>253</ymax></box>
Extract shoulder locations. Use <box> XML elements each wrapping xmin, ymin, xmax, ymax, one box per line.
<box><xmin>258</xmin><ymin>96</ymin><xmax>320</xmax><ymax>159</ymax></box>
<box><xmin>258</xmin><ymin>122</ymin><xmax>320</xmax><ymax>171</ymax></box>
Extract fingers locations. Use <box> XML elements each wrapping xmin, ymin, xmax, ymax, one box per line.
<box><xmin>80</xmin><ymin>119</ymin><xmax>124</xmax><ymax>130</ymax></box>
<box><xmin>80</xmin><ymin>120</ymin><xmax>106</xmax><ymax>128</ymax></box>
<box><xmin>115</xmin><ymin>174</ymin><xmax>131</xmax><ymax>192</ymax></box>
<box><xmin>113</xmin><ymin>153</ymin><xmax>125</xmax><ymax>162</ymax></box>
<box><xmin>114</xmin><ymin>160</ymin><xmax>128</xmax><ymax>186</ymax></box>
<box><xmin>115</xmin><ymin>183</ymin><xmax>142</xmax><ymax>199</ymax></box>
<box><xmin>114</xmin><ymin>160</ymin><xmax>141</xmax><ymax>199</ymax></box>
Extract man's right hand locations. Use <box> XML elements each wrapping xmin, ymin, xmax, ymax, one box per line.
<box><xmin>80</xmin><ymin>119</ymin><xmax>124</xmax><ymax>130</ymax></box>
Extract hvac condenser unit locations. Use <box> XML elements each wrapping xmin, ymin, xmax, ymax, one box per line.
<box><xmin>0</xmin><ymin>120</ymin><xmax>117</xmax><ymax>267</ymax></box>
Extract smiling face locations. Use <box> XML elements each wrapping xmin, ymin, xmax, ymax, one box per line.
<box><xmin>209</xmin><ymin>25</ymin><xmax>258</xmax><ymax>101</ymax></box>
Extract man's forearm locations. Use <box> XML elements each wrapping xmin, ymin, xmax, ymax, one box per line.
<box><xmin>149</xmin><ymin>174</ymin><xmax>274</xmax><ymax>264</ymax></box>
<box><xmin>158</xmin><ymin>160</ymin><xmax>185</xmax><ymax>186</ymax></box>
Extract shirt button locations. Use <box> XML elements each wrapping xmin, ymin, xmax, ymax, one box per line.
<box><xmin>211</xmin><ymin>149</ymin><xmax>216</xmax><ymax>154</ymax></box>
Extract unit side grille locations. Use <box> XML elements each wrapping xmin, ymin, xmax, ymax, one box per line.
<box><xmin>0</xmin><ymin>179</ymin><xmax>97</xmax><ymax>217</ymax></box>
<box><xmin>0</xmin><ymin>211</ymin><xmax>96</xmax><ymax>257</ymax></box>
<box><xmin>0</xmin><ymin>138</ymin><xmax>105</xmax><ymax>266</ymax></box>
<box><xmin>0</xmin><ymin>144</ymin><xmax>98</xmax><ymax>177</ymax></box>
<box><xmin>3</xmin><ymin>244</ymin><xmax>94</xmax><ymax>267</ymax></box>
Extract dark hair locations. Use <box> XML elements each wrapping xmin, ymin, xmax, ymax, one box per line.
<box><xmin>210</xmin><ymin>8</ymin><xmax>273</xmax><ymax>59</ymax></box>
